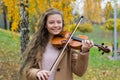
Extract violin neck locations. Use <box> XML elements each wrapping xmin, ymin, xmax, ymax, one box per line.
<box><xmin>72</xmin><ymin>36</ymin><xmax>83</xmax><ymax>42</ymax></box>
<box><xmin>72</xmin><ymin>36</ymin><xmax>100</xmax><ymax>47</ymax></box>
<box><xmin>72</xmin><ymin>36</ymin><xmax>98</xmax><ymax>48</ymax></box>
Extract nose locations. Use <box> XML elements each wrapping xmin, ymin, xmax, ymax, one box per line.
<box><xmin>54</xmin><ymin>22</ymin><xmax>59</xmax><ymax>26</ymax></box>
<box><xmin>53</xmin><ymin>22</ymin><xmax>59</xmax><ymax>28</ymax></box>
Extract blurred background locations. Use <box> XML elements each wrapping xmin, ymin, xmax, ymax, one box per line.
<box><xmin>0</xmin><ymin>0</ymin><xmax>120</xmax><ymax>80</ymax></box>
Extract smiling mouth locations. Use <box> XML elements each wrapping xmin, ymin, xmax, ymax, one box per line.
<box><xmin>53</xmin><ymin>30</ymin><xmax>60</xmax><ymax>32</ymax></box>
<box><xmin>52</xmin><ymin>28</ymin><xmax>61</xmax><ymax>31</ymax></box>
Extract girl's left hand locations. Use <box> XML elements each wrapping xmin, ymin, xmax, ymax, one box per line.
<box><xmin>80</xmin><ymin>40</ymin><xmax>94</xmax><ymax>53</ymax></box>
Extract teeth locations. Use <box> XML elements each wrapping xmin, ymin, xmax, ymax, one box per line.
<box><xmin>53</xmin><ymin>29</ymin><xmax>59</xmax><ymax>31</ymax></box>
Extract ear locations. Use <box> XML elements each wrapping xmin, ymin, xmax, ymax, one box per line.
<box><xmin>62</xmin><ymin>20</ymin><xmax>64</xmax><ymax>27</ymax></box>
<box><xmin>62</xmin><ymin>23</ymin><xmax>64</xmax><ymax>27</ymax></box>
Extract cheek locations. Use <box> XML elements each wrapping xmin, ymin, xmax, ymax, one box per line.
<box><xmin>46</xmin><ymin>27</ymin><xmax>51</xmax><ymax>32</ymax></box>
<box><xmin>46</xmin><ymin>24</ymin><xmax>52</xmax><ymax>29</ymax></box>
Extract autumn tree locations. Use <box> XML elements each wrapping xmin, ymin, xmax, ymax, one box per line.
<box><xmin>3</xmin><ymin>0</ymin><xmax>20</xmax><ymax>31</ymax></box>
<box><xmin>103</xmin><ymin>19</ymin><xmax>120</xmax><ymax>31</ymax></box>
<box><xmin>0</xmin><ymin>1</ymin><xmax>7</xmax><ymax>29</ymax></box>
<box><xmin>19</xmin><ymin>0</ymin><xmax>29</xmax><ymax>54</ymax></box>
<box><xmin>103</xmin><ymin>1</ymin><xmax>113</xmax><ymax>20</ymax></box>
<box><xmin>84</xmin><ymin>0</ymin><xmax>102</xmax><ymax>24</ymax></box>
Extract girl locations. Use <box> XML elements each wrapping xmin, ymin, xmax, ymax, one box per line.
<box><xmin>19</xmin><ymin>8</ymin><xmax>94</xmax><ymax>80</ymax></box>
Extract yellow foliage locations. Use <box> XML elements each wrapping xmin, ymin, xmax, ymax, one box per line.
<box><xmin>78</xmin><ymin>23</ymin><xmax>93</xmax><ymax>33</ymax></box>
<box><xmin>104</xmin><ymin>2</ymin><xmax>113</xmax><ymax>20</ymax></box>
<box><xmin>68</xmin><ymin>23</ymin><xmax>93</xmax><ymax>33</ymax></box>
<box><xmin>11</xmin><ymin>22</ymin><xmax>19</xmax><ymax>31</ymax></box>
<box><xmin>0</xmin><ymin>5</ymin><xmax>3</xmax><ymax>13</ymax></box>
<box><xmin>84</xmin><ymin>0</ymin><xmax>102</xmax><ymax>24</ymax></box>
<box><xmin>104</xmin><ymin>19</ymin><xmax>120</xmax><ymax>31</ymax></box>
<box><xmin>3</xmin><ymin>0</ymin><xmax>75</xmax><ymax>31</ymax></box>
<box><xmin>101</xmin><ymin>18</ymin><xmax>120</xmax><ymax>37</ymax></box>
<box><xmin>3</xmin><ymin>0</ymin><xmax>20</xmax><ymax>31</ymax></box>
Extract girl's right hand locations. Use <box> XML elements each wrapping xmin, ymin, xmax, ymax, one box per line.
<box><xmin>36</xmin><ymin>70</ymin><xmax>50</xmax><ymax>80</ymax></box>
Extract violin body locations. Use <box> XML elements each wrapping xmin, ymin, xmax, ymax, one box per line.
<box><xmin>51</xmin><ymin>31</ymin><xmax>70</xmax><ymax>48</ymax></box>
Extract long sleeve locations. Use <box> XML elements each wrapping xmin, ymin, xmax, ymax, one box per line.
<box><xmin>25</xmin><ymin>68</ymin><xmax>40</xmax><ymax>80</ymax></box>
<box><xmin>71</xmin><ymin>49</ymin><xmax>89</xmax><ymax>77</ymax></box>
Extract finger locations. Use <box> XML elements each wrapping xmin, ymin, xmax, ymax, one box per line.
<box><xmin>86</xmin><ymin>40</ymin><xmax>90</xmax><ymax>44</ymax></box>
<box><xmin>42</xmin><ymin>70</ymin><xmax>50</xmax><ymax>76</ymax></box>
<box><xmin>47</xmin><ymin>71</ymin><xmax>51</xmax><ymax>76</ymax></box>
<box><xmin>83</xmin><ymin>40</ymin><xmax>89</xmax><ymax>46</ymax></box>
<box><xmin>42</xmin><ymin>71</ymin><xmax>49</xmax><ymax>80</ymax></box>
<box><xmin>36</xmin><ymin>73</ymin><xmax>41</xmax><ymax>80</ymax></box>
<box><xmin>39</xmin><ymin>72</ymin><xmax>45</xmax><ymax>80</ymax></box>
<box><xmin>82</xmin><ymin>40</ymin><xmax>85</xmax><ymax>45</ymax></box>
<box><xmin>46</xmin><ymin>71</ymin><xmax>51</xmax><ymax>77</ymax></box>
<box><xmin>84</xmin><ymin>40</ymin><xmax>87</xmax><ymax>44</ymax></box>
<box><xmin>90</xmin><ymin>40</ymin><xmax>94</xmax><ymax>46</ymax></box>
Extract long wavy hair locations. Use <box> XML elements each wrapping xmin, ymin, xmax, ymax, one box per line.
<box><xmin>19</xmin><ymin>8</ymin><xmax>64</xmax><ymax>76</ymax></box>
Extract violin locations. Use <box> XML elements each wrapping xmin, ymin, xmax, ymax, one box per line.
<box><xmin>52</xmin><ymin>31</ymin><xmax>110</xmax><ymax>54</ymax></box>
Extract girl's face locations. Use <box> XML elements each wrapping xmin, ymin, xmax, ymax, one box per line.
<box><xmin>46</xmin><ymin>14</ymin><xmax>63</xmax><ymax>35</ymax></box>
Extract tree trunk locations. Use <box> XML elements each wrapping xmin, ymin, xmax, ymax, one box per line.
<box><xmin>20</xmin><ymin>0</ymin><xmax>29</xmax><ymax>56</ymax></box>
<box><xmin>2</xmin><ymin>3</ymin><xmax>7</xmax><ymax>29</ymax></box>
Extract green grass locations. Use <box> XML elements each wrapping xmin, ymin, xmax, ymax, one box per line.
<box><xmin>0</xmin><ymin>26</ymin><xmax>120</xmax><ymax>80</ymax></box>
<box><xmin>74</xmin><ymin>25</ymin><xmax>120</xmax><ymax>80</ymax></box>
<box><xmin>0</xmin><ymin>29</ymin><xmax>20</xmax><ymax>62</ymax></box>
<box><xmin>0</xmin><ymin>29</ymin><xmax>20</xmax><ymax>80</ymax></box>
<box><xmin>74</xmin><ymin>48</ymin><xmax>120</xmax><ymax>80</ymax></box>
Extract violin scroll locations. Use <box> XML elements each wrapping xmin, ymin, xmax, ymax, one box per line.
<box><xmin>94</xmin><ymin>43</ymin><xmax>111</xmax><ymax>55</ymax></box>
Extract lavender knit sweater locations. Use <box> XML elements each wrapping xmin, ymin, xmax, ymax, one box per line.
<box><xmin>41</xmin><ymin>43</ymin><xmax>60</xmax><ymax>80</ymax></box>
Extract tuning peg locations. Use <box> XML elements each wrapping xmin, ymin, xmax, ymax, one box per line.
<box><xmin>101</xmin><ymin>43</ymin><xmax>104</xmax><ymax>45</ymax></box>
<box><xmin>98</xmin><ymin>49</ymin><xmax>101</xmax><ymax>51</ymax></box>
<box><xmin>105</xmin><ymin>46</ymin><xmax>108</xmax><ymax>48</ymax></box>
<box><xmin>101</xmin><ymin>52</ymin><xmax>104</xmax><ymax>55</ymax></box>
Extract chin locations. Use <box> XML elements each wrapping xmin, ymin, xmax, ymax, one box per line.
<box><xmin>53</xmin><ymin>33</ymin><xmax>60</xmax><ymax>35</ymax></box>
<box><xmin>52</xmin><ymin>31</ymin><xmax>61</xmax><ymax>35</ymax></box>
